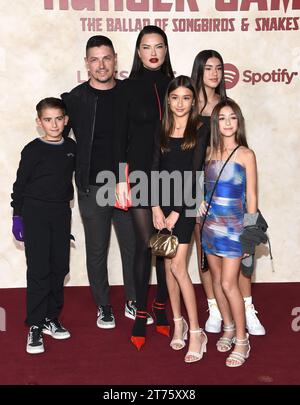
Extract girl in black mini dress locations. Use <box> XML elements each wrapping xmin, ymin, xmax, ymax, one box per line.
<box><xmin>151</xmin><ymin>76</ymin><xmax>209</xmax><ymax>363</ymax></box>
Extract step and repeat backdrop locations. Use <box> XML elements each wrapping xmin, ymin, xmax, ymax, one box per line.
<box><xmin>1</xmin><ymin>0</ymin><xmax>300</xmax><ymax>287</ymax></box>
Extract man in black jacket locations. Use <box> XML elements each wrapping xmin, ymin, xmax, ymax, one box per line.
<box><xmin>61</xmin><ymin>36</ymin><xmax>146</xmax><ymax>329</ymax></box>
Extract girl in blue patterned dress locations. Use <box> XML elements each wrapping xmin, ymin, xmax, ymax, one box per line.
<box><xmin>199</xmin><ymin>99</ymin><xmax>257</xmax><ymax>367</ymax></box>
<box><xmin>192</xmin><ymin>51</ymin><xmax>265</xmax><ymax>337</ymax></box>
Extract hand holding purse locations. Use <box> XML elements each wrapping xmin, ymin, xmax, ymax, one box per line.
<box><xmin>149</xmin><ymin>230</ymin><xmax>179</xmax><ymax>259</ymax></box>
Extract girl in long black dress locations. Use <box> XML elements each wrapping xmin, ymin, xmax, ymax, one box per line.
<box><xmin>152</xmin><ymin>76</ymin><xmax>209</xmax><ymax>362</ymax></box>
<box><xmin>115</xmin><ymin>26</ymin><xmax>174</xmax><ymax>350</ymax></box>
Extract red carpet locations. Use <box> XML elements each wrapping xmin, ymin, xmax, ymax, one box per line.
<box><xmin>0</xmin><ymin>283</ymin><xmax>299</xmax><ymax>386</ymax></box>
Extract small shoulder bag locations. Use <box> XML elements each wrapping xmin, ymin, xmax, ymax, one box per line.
<box><xmin>149</xmin><ymin>229</ymin><xmax>179</xmax><ymax>259</ymax></box>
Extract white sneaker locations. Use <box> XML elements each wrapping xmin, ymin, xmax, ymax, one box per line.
<box><xmin>43</xmin><ymin>318</ymin><xmax>71</xmax><ymax>339</ymax></box>
<box><xmin>245</xmin><ymin>304</ymin><xmax>266</xmax><ymax>335</ymax></box>
<box><xmin>97</xmin><ymin>305</ymin><xmax>116</xmax><ymax>329</ymax></box>
<box><xmin>26</xmin><ymin>326</ymin><xmax>44</xmax><ymax>354</ymax></box>
<box><xmin>205</xmin><ymin>302</ymin><xmax>222</xmax><ymax>333</ymax></box>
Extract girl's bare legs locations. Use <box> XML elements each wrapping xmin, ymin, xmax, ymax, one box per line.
<box><xmin>194</xmin><ymin>224</ymin><xmax>222</xmax><ymax>333</ymax></box>
<box><xmin>239</xmin><ymin>271</ymin><xmax>251</xmax><ymax>297</ymax></box>
<box><xmin>164</xmin><ymin>257</ymin><xmax>181</xmax><ymax>317</ymax></box>
<box><xmin>239</xmin><ymin>271</ymin><xmax>266</xmax><ymax>335</ymax></box>
<box><xmin>169</xmin><ymin>244</ymin><xmax>206</xmax><ymax>360</ymax></box>
<box><xmin>164</xmin><ymin>257</ymin><xmax>182</xmax><ymax>344</ymax></box>
<box><xmin>206</xmin><ymin>254</ymin><xmax>234</xmax><ymax>330</ymax></box>
<box><xmin>221</xmin><ymin>258</ymin><xmax>246</xmax><ymax>342</ymax></box>
<box><xmin>208</xmin><ymin>254</ymin><xmax>249</xmax><ymax>363</ymax></box>
<box><xmin>222</xmin><ymin>257</ymin><xmax>249</xmax><ymax>365</ymax></box>
<box><xmin>194</xmin><ymin>224</ymin><xmax>215</xmax><ymax>299</ymax></box>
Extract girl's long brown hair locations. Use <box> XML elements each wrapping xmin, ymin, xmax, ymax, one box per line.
<box><xmin>161</xmin><ymin>75</ymin><xmax>201</xmax><ymax>152</ymax></box>
<box><xmin>210</xmin><ymin>99</ymin><xmax>248</xmax><ymax>158</ymax></box>
<box><xmin>191</xmin><ymin>49</ymin><xmax>227</xmax><ymax>115</ymax></box>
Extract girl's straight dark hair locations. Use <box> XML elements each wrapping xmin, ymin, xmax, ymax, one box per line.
<box><xmin>191</xmin><ymin>50</ymin><xmax>227</xmax><ymax>114</ymax></box>
<box><xmin>161</xmin><ymin>75</ymin><xmax>201</xmax><ymax>152</ymax></box>
<box><xmin>129</xmin><ymin>25</ymin><xmax>174</xmax><ymax>79</ymax></box>
<box><xmin>210</xmin><ymin>99</ymin><xmax>248</xmax><ymax>156</ymax></box>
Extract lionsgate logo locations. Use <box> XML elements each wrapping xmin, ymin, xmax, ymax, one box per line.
<box><xmin>95</xmin><ymin>164</ymin><xmax>204</xmax><ymax>217</ymax></box>
<box><xmin>224</xmin><ymin>63</ymin><xmax>298</xmax><ymax>88</ymax></box>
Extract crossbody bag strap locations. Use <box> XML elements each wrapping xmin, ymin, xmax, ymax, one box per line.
<box><xmin>200</xmin><ymin>145</ymin><xmax>240</xmax><ymax>233</ymax></box>
<box><xmin>200</xmin><ymin>146</ymin><xmax>240</xmax><ymax>270</ymax></box>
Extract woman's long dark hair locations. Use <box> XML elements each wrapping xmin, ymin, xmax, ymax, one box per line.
<box><xmin>210</xmin><ymin>99</ymin><xmax>248</xmax><ymax>157</ymax></box>
<box><xmin>161</xmin><ymin>75</ymin><xmax>200</xmax><ymax>153</ymax></box>
<box><xmin>129</xmin><ymin>25</ymin><xmax>174</xmax><ymax>79</ymax></box>
<box><xmin>191</xmin><ymin>50</ymin><xmax>227</xmax><ymax>114</ymax></box>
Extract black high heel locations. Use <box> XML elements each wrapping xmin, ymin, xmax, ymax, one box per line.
<box><xmin>152</xmin><ymin>301</ymin><xmax>170</xmax><ymax>337</ymax></box>
<box><xmin>131</xmin><ymin>311</ymin><xmax>147</xmax><ymax>351</ymax></box>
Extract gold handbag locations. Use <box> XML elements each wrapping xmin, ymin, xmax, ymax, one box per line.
<box><xmin>149</xmin><ymin>230</ymin><xmax>179</xmax><ymax>259</ymax></box>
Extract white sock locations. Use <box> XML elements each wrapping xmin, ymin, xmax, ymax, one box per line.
<box><xmin>243</xmin><ymin>296</ymin><xmax>252</xmax><ymax>306</ymax></box>
<box><xmin>207</xmin><ymin>298</ymin><xmax>217</xmax><ymax>305</ymax></box>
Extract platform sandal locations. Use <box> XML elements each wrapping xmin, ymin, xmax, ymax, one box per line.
<box><xmin>216</xmin><ymin>323</ymin><xmax>236</xmax><ymax>352</ymax></box>
<box><xmin>226</xmin><ymin>333</ymin><xmax>251</xmax><ymax>367</ymax></box>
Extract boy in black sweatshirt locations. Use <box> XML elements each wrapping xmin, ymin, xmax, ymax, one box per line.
<box><xmin>11</xmin><ymin>97</ymin><xmax>76</xmax><ymax>354</ymax></box>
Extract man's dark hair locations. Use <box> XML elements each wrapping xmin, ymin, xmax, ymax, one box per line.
<box><xmin>36</xmin><ymin>97</ymin><xmax>66</xmax><ymax>118</ymax></box>
<box><xmin>86</xmin><ymin>35</ymin><xmax>115</xmax><ymax>55</ymax></box>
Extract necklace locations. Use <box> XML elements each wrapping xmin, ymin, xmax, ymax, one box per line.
<box><xmin>174</xmin><ymin>120</ymin><xmax>186</xmax><ymax>130</ymax></box>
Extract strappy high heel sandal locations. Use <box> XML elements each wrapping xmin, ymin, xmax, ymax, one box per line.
<box><xmin>216</xmin><ymin>323</ymin><xmax>235</xmax><ymax>352</ymax></box>
<box><xmin>184</xmin><ymin>329</ymin><xmax>208</xmax><ymax>363</ymax></box>
<box><xmin>170</xmin><ymin>317</ymin><xmax>188</xmax><ymax>351</ymax></box>
<box><xmin>226</xmin><ymin>333</ymin><xmax>251</xmax><ymax>367</ymax></box>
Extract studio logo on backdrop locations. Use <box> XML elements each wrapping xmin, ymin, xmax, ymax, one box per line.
<box><xmin>224</xmin><ymin>63</ymin><xmax>298</xmax><ymax>89</ymax></box>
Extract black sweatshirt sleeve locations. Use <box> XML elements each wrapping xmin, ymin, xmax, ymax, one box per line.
<box><xmin>114</xmin><ymin>80</ymin><xmax>131</xmax><ymax>182</ymax></box>
<box><xmin>61</xmin><ymin>92</ymin><xmax>73</xmax><ymax>139</ymax></box>
<box><xmin>11</xmin><ymin>144</ymin><xmax>39</xmax><ymax>216</ymax></box>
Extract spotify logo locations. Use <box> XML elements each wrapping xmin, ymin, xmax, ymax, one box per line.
<box><xmin>224</xmin><ymin>63</ymin><xmax>240</xmax><ymax>89</ymax></box>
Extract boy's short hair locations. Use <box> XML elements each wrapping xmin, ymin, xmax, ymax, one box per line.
<box><xmin>86</xmin><ymin>35</ymin><xmax>115</xmax><ymax>55</ymax></box>
<box><xmin>36</xmin><ymin>97</ymin><xmax>66</xmax><ymax>118</ymax></box>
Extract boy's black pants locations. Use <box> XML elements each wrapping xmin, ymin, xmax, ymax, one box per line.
<box><xmin>22</xmin><ymin>200</ymin><xmax>71</xmax><ymax>327</ymax></box>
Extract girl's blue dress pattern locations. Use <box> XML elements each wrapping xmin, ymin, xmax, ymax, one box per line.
<box><xmin>202</xmin><ymin>160</ymin><xmax>246</xmax><ymax>258</ymax></box>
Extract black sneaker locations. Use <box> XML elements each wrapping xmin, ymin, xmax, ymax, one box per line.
<box><xmin>26</xmin><ymin>325</ymin><xmax>44</xmax><ymax>354</ymax></box>
<box><xmin>97</xmin><ymin>305</ymin><xmax>116</xmax><ymax>329</ymax></box>
<box><xmin>125</xmin><ymin>301</ymin><xmax>154</xmax><ymax>325</ymax></box>
<box><xmin>43</xmin><ymin>318</ymin><xmax>71</xmax><ymax>340</ymax></box>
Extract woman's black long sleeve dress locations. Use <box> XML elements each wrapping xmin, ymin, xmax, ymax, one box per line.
<box><xmin>115</xmin><ymin>67</ymin><xmax>172</xmax><ymax>333</ymax></box>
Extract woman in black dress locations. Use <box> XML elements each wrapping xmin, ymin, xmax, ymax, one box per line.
<box><xmin>115</xmin><ymin>26</ymin><xmax>174</xmax><ymax>350</ymax></box>
<box><xmin>151</xmin><ymin>76</ymin><xmax>208</xmax><ymax>362</ymax></box>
